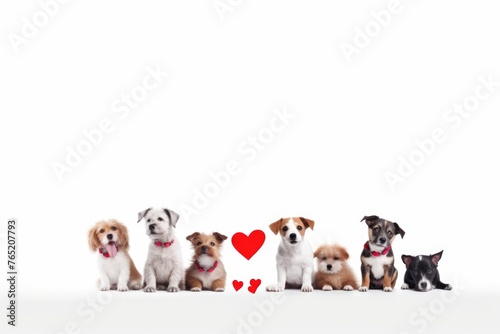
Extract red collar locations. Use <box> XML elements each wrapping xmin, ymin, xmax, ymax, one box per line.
<box><xmin>364</xmin><ymin>242</ymin><xmax>391</xmax><ymax>257</ymax></box>
<box><xmin>195</xmin><ymin>260</ymin><xmax>218</xmax><ymax>273</ymax></box>
<box><xmin>154</xmin><ymin>239</ymin><xmax>174</xmax><ymax>247</ymax></box>
<box><xmin>99</xmin><ymin>246</ymin><xmax>119</xmax><ymax>258</ymax></box>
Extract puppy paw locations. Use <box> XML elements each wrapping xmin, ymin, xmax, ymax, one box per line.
<box><xmin>266</xmin><ymin>284</ymin><xmax>284</xmax><ymax>292</ymax></box>
<box><xmin>99</xmin><ymin>285</ymin><xmax>111</xmax><ymax>291</ymax></box>
<box><xmin>301</xmin><ymin>285</ymin><xmax>313</xmax><ymax>292</ymax></box>
<box><xmin>322</xmin><ymin>285</ymin><xmax>333</xmax><ymax>291</ymax></box>
<box><xmin>383</xmin><ymin>286</ymin><xmax>393</xmax><ymax>292</ymax></box>
<box><xmin>144</xmin><ymin>286</ymin><xmax>157</xmax><ymax>293</ymax></box>
<box><xmin>190</xmin><ymin>287</ymin><xmax>201</xmax><ymax>292</ymax></box>
<box><xmin>214</xmin><ymin>287</ymin><xmax>225</xmax><ymax>292</ymax></box>
<box><xmin>343</xmin><ymin>285</ymin><xmax>354</xmax><ymax>291</ymax></box>
<box><xmin>444</xmin><ymin>284</ymin><xmax>453</xmax><ymax>290</ymax></box>
<box><xmin>359</xmin><ymin>286</ymin><xmax>368</xmax><ymax>292</ymax></box>
<box><xmin>401</xmin><ymin>283</ymin><xmax>409</xmax><ymax>290</ymax></box>
<box><xmin>167</xmin><ymin>286</ymin><xmax>180</xmax><ymax>293</ymax></box>
<box><xmin>117</xmin><ymin>284</ymin><xmax>129</xmax><ymax>292</ymax></box>
<box><xmin>130</xmin><ymin>284</ymin><xmax>141</xmax><ymax>290</ymax></box>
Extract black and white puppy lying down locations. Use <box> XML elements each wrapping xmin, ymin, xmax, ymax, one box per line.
<box><xmin>401</xmin><ymin>251</ymin><xmax>452</xmax><ymax>291</ymax></box>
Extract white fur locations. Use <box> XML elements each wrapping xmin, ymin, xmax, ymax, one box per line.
<box><xmin>140</xmin><ymin>207</ymin><xmax>183</xmax><ymax>293</ymax></box>
<box><xmin>401</xmin><ymin>283</ymin><xmax>410</xmax><ymax>289</ymax></box>
<box><xmin>317</xmin><ymin>260</ymin><xmax>342</xmax><ymax>274</ymax></box>
<box><xmin>363</xmin><ymin>252</ymin><xmax>393</xmax><ymax>279</ymax></box>
<box><xmin>418</xmin><ymin>277</ymin><xmax>432</xmax><ymax>291</ymax></box>
<box><xmin>97</xmin><ymin>251</ymin><xmax>130</xmax><ymax>291</ymax></box>
<box><xmin>266</xmin><ymin>219</ymin><xmax>314</xmax><ymax>292</ymax></box>
<box><xmin>190</xmin><ymin>255</ymin><xmax>222</xmax><ymax>290</ymax></box>
<box><xmin>343</xmin><ymin>285</ymin><xmax>353</xmax><ymax>291</ymax></box>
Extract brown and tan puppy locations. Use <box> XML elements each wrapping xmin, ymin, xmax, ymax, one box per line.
<box><xmin>185</xmin><ymin>232</ymin><xmax>227</xmax><ymax>292</ymax></box>
<box><xmin>313</xmin><ymin>244</ymin><xmax>359</xmax><ymax>291</ymax></box>
<box><xmin>88</xmin><ymin>219</ymin><xmax>142</xmax><ymax>291</ymax></box>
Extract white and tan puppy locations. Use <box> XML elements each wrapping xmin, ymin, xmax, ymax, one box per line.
<box><xmin>266</xmin><ymin>217</ymin><xmax>315</xmax><ymax>292</ymax></box>
<box><xmin>88</xmin><ymin>219</ymin><xmax>142</xmax><ymax>291</ymax></box>
<box><xmin>138</xmin><ymin>207</ymin><xmax>184</xmax><ymax>292</ymax></box>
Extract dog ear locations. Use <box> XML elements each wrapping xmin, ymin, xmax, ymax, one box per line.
<box><xmin>338</xmin><ymin>246</ymin><xmax>349</xmax><ymax>260</ymax></box>
<box><xmin>299</xmin><ymin>217</ymin><xmax>315</xmax><ymax>230</ymax></box>
<box><xmin>394</xmin><ymin>223</ymin><xmax>405</xmax><ymax>239</ymax></box>
<box><xmin>114</xmin><ymin>221</ymin><xmax>129</xmax><ymax>251</ymax></box>
<box><xmin>164</xmin><ymin>208</ymin><xmax>180</xmax><ymax>227</ymax></box>
<box><xmin>360</xmin><ymin>215</ymin><xmax>379</xmax><ymax>226</ymax></box>
<box><xmin>186</xmin><ymin>232</ymin><xmax>200</xmax><ymax>242</ymax></box>
<box><xmin>313</xmin><ymin>248</ymin><xmax>321</xmax><ymax>258</ymax></box>
<box><xmin>213</xmin><ymin>232</ymin><xmax>228</xmax><ymax>244</ymax></box>
<box><xmin>401</xmin><ymin>255</ymin><xmax>413</xmax><ymax>269</ymax></box>
<box><xmin>88</xmin><ymin>225</ymin><xmax>101</xmax><ymax>251</ymax></box>
<box><xmin>269</xmin><ymin>218</ymin><xmax>284</xmax><ymax>235</ymax></box>
<box><xmin>137</xmin><ymin>208</ymin><xmax>152</xmax><ymax>223</ymax></box>
<box><xmin>431</xmin><ymin>250</ymin><xmax>444</xmax><ymax>267</ymax></box>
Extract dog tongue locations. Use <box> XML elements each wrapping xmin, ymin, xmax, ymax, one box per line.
<box><xmin>105</xmin><ymin>243</ymin><xmax>118</xmax><ymax>257</ymax></box>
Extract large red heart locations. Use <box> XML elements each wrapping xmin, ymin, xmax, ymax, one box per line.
<box><xmin>231</xmin><ymin>230</ymin><xmax>266</xmax><ymax>260</ymax></box>
<box><xmin>248</xmin><ymin>279</ymin><xmax>261</xmax><ymax>294</ymax></box>
<box><xmin>232</xmin><ymin>280</ymin><xmax>243</xmax><ymax>292</ymax></box>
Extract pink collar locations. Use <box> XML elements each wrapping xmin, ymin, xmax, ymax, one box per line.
<box><xmin>99</xmin><ymin>246</ymin><xmax>119</xmax><ymax>258</ymax></box>
<box><xmin>364</xmin><ymin>242</ymin><xmax>391</xmax><ymax>257</ymax></box>
<box><xmin>154</xmin><ymin>239</ymin><xmax>174</xmax><ymax>247</ymax></box>
<box><xmin>195</xmin><ymin>260</ymin><xmax>218</xmax><ymax>273</ymax></box>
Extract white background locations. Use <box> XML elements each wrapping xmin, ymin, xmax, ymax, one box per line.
<box><xmin>1</xmin><ymin>0</ymin><xmax>499</xmax><ymax>333</ymax></box>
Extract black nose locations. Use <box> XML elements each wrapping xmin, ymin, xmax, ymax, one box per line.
<box><xmin>326</xmin><ymin>264</ymin><xmax>332</xmax><ymax>270</ymax></box>
<box><xmin>201</xmin><ymin>246</ymin><xmax>208</xmax><ymax>253</ymax></box>
<box><xmin>379</xmin><ymin>237</ymin><xmax>386</xmax><ymax>244</ymax></box>
<box><xmin>107</xmin><ymin>234</ymin><xmax>113</xmax><ymax>240</ymax></box>
<box><xmin>149</xmin><ymin>224</ymin><xmax>155</xmax><ymax>231</ymax></box>
<box><xmin>420</xmin><ymin>282</ymin><xmax>428</xmax><ymax>289</ymax></box>
<box><xmin>290</xmin><ymin>233</ymin><xmax>297</xmax><ymax>240</ymax></box>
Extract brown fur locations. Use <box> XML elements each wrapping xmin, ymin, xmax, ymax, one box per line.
<box><xmin>269</xmin><ymin>217</ymin><xmax>315</xmax><ymax>237</ymax></box>
<box><xmin>313</xmin><ymin>244</ymin><xmax>359</xmax><ymax>290</ymax></box>
<box><xmin>185</xmin><ymin>232</ymin><xmax>227</xmax><ymax>292</ymax></box>
<box><xmin>88</xmin><ymin>219</ymin><xmax>142</xmax><ymax>289</ymax></box>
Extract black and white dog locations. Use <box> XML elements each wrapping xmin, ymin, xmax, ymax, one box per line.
<box><xmin>401</xmin><ymin>251</ymin><xmax>452</xmax><ymax>291</ymax></box>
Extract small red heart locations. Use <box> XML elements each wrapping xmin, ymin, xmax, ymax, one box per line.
<box><xmin>248</xmin><ymin>279</ymin><xmax>261</xmax><ymax>294</ymax></box>
<box><xmin>231</xmin><ymin>230</ymin><xmax>266</xmax><ymax>260</ymax></box>
<box><xmin>233</xmin><ymin>280</ymin><xmax>243</xmax><ymax>292</ymax></box>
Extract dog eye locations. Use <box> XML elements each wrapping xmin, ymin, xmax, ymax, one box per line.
<box><xmin>111</xmin><ymin>226</ymin><xmax>117</xmax><ymax>231</ymax></box>
<box><xmin>158</xmin><ymin>217</ymin><xmax>164</xmax><ymax>221</ymax></box>
<box><xmin>297</xmin><ymin>226</ymin><xmax>303</xmax><ymax>230</ymax></box>
<box><xmin>196</xmin><ymin>242</ymin><xmax>202</xmax><ymax>246</ymax></box>
<box><xmin>282</xmin><ymin>226</ymin><xmax>288</xmax><ymax>232</ymax></box>
<box><xmin>334</xmin><ymin>257</ymin><xmax>339</xmax><ymax>260</ymax></box>
<box><xmin>210</xmin><ymin>242</ymin><xmax>215</xmax><ymax>246</ymax></box>
<box><xmin>322</xmin><ymin>257</ymin><xmax>327</xmax><ymax>260</ymax></box>
<box><xmin>373</xmin><ymin>227</ymin><xmax>379</xmax><ymax>232</ymax></box>
<box><xmin>427</xmin><ymin>269</ymin><xmax>433</xmax><ymax>274</ymax></box>
<box><xmin>387</xmin><ymin>231</ymin><xmax>393</xmax><ymax>236</ymax></box>
<box><xmin>99</xmin><ymin>229</ymin><xmax>105</xmax><ymax>233</ymax></box>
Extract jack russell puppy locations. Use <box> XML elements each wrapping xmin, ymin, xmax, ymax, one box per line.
<box><xmin>266</xmin><ymin>217</ymin><xmax>315</xmax><ymax>292</ymax></box>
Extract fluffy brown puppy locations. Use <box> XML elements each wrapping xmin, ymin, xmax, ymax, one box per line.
<box><xmin>313</xmin><ymin>244</ymin><xmax>358</xmax><ymax>291</ymax></box>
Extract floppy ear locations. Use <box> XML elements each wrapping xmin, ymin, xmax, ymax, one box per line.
<box><xmin>299</xmin><ymin>217</ymin><xmax>315</xmax><ymax>230</ymax></box>
<box><xmin>431</xmin><ymin>250</ymin><xmax>443</xmax><ymax>267</ymax></box>
<box><xmin>401</xmin><ymin>255</ymin><xmax>413</xmax><ymax>269</ymax></box>
<box><xmin>137</xmin><ymin>208</ymin><xmax>152</xmax><ymax>223</ymax></box>
<box><xmin>394</xmin><ymin>223</ymin><xmax>405</xmax><ymax>239</ymax></box>
<box><xmin>269</xmin><ymin>218</ymin><xmax>284</xmax><ymax>235</ymax></box>
<box><xmin>115</xmin><ymin>222</ymin><xmax>130</xmax><ymax>251</ymax></box>
<box><xmin>360</xmin><ymin>215</ymin><xmax>379</xmax><ymax>226</ymax></box>
<box><xmin>186</xmin><ymin>232</ymin><xmax>201</xmax><ymax>242</ymax></box>
<box><xmin>88</xmin><ymin>226</ymin><xmax>101</xmax><ymax>251</ymax></box>
<box><xmin>164</xmin><ymin>208</ymin><xmax>180</xmax><ymax>227</ymax></box>
<box><xmin>338</xmin><ymin>246</ymin><xmax>349</xmax><ymax>260</ymax></box>
<box><xmin>213</xmin><ymin>232</ymin><xmax>228</xmax><ymax>244</ymax></box>
<box><xmin>313</xmin><ymin>249</ymin><xmax>321</xmax><ymax>258</ymax></box>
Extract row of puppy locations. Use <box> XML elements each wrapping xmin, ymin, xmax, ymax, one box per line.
<box><xmin>88</xmin><ymin>207</ymin><xmax>452</xmax><ymax>292</ymax></box>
